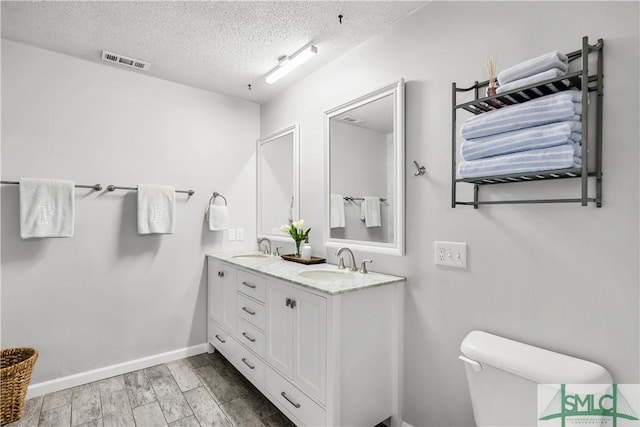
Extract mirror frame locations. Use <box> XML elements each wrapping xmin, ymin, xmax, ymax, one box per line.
<box><xmin>324</xmin><ymin>79</ymin><xmax>405</xmax><ymax>256</ymax></box>
<box><xmin>256</xmin><ymin>123</ymin><xmax>300</xmax><ymax>242</ymax></box>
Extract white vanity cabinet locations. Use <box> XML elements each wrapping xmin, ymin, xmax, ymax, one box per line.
<box><xmin>266</xmin><ymin>278</ymin><xmax>327</xmax><ymax>404</ymax></box>
<box><xmin>207</xmin><ymin>259</ymin><xmax>236</xmax><ymax>333</ymax></box>
<box><xmin>206</xmin><ymin>255</ymin><xmax>404</xmax><ymax>427</ymax></box>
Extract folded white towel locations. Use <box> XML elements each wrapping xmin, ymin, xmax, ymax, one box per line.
<box><xmin>498</xmin><ymin>50</ymin><xmax>569</xmax><ymax>86</ymax></box>
<box><xmin>207</xmin><ymin>205</ymin><xmax>229</xmax><ymax>231</ymax></box>
<box><xmin>460</xmin><ymin>91</ymin><xmax>582</xmax><ymax>140</ymax></box>
<box><xmin>330</xmin><ymin>194</ymin><xmax>345</xmax><ymax>228</ymax></box>
<box><xmin>460</xmin><ymin>120</ymin><xmax>582</xmax><ymax>161</ymax></box>
<box><xmin>360</xmin><ymin>196</ymin><xmax>381</xmax><ymax>228</ymax></box>
<box><xmin>496</xmin><ymin>68</ymin><xmax>568</xmax><ymax>95</ymax></box>
<box><xmin>19</xmin><ymin>178</ymin><xmax>75</xmax><ymax>239</ymax></box>
<box><xmin>137</xmin><ymin>184</ymin><xmax>175</xmax><ymax>234</ymax></box>
<box><xmin>457</xmin><ymin>144</ymin><xmax>577</xmax><ymax>178</ymax></box>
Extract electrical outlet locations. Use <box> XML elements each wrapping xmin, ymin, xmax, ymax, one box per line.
<box><xmin>434</xmin><ymin>241</ymin><xmax>467</xmax><ymax>268</ymax></box>
<box><xmin>228</xmin><ymin>228</ymin><xmax>236</xmax><ymax>241</ymax></box>
<box><xmin>236</xmin><ymin>228</ymin><xmax>244</xmax><ymax>241</ymax></box>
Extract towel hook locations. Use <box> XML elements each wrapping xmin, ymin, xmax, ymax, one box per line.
<box><xmin>210</xmin><ymin>191</ymin><xmax>227</xmax><ymax>206</ymax></box>
<box><xmin>413</xmin><ymin>160</ymin><xmax>426</xmax><ymax>176</ymax></box>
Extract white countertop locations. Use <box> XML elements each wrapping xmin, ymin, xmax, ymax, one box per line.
<box><xmin>207</xmin><ymin>252</ymin><xmax>405</xmax><ymax>295</ymax></box>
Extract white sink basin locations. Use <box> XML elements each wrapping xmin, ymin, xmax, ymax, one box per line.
<box><xmin>298</xmin><ymin>270</ymin><xmax>352</xmax><ymax>281</ymax></box>
<box><xmin>232</xmin><ymin>253</ymin><xmax>269</xmax><ymax>259</ymax></box>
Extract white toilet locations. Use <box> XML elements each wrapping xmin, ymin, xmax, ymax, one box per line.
<box><xmin>459</xmin><ymin>330</ymin><xmax>612</xmax><ymax>427</ymax></box>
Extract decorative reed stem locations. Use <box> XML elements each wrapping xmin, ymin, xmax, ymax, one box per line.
<box><xmin>486</xmin><ymin>55</ymin><xmax>497</xmax><ymax>89</ymax></box>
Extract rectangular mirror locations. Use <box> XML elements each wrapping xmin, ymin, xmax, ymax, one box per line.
<box><xmin>325</xmin><ymin>79</ymin><xmax>405</xmax><ymax>255</ymax></box>
<box><xmin>257</xmin><ymin>124</ymin><xmax>300</xmax><ymax>242</ymax></box>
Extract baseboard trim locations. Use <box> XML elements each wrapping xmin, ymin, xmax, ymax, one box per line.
<box><xmin>402</xmin><ymin>422</ymin><xmax>415</xmax><ymax>427</ymax></box>
<box><xmin>26</xmin><ymin>343</ymin><xmax>208</xmax><ymax>399</ymax></box>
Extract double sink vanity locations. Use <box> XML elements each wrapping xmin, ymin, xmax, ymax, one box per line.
<box><xmin>206</xmin><ymin>252</ymin><xmax>405</xmax><ymax>427</ymax></box>
<box><xmin>214</xmin><ymin>78</ymin><xmax>408</xmax><ymax>426</ymax></box>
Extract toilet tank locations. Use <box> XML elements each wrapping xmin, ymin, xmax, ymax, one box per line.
<box><xmin>460</xmin><ymin>331</ymin><xmax>612</xmax><ymax>427</ymax></box>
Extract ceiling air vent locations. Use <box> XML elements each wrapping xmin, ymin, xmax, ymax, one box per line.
<box><xmin>101</xmin><ymin>50</ymin><xmax>150</xmax><ymax>71</ymax></box>
<box><xmin>340</xmin><ymin>116</ymin><xmax>365</xmax><ymax>125</ymax></box>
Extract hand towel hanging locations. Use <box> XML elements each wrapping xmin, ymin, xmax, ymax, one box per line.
<box><xmin>360</xmin><ymin>196</ymin><xmax>381</xmax><ymax>228</ymax></box>
<box><xmin>137</xmin><ymin>184</ymin><xmax>175</xmax><ymax>234</ymax></box>
<box><xmin>19</xmin><ymin>178</ymin><xmax>75</xmax><ymax>239</ymax></box>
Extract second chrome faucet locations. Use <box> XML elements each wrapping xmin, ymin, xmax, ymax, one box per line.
<box><xmin>336</xmin><ymin>247</ymin><xmax>372</xmax><ymax>274</ymax></box>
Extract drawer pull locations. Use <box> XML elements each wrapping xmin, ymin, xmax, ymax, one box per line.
<box><xmin>215</xmin><ymin>334</ymin><xmax>226</xmax><ymax>344</ymax></box>
<box><xmin>242</xmin><ymin>281</ymin><xmax>257</xmax><ymax>289</ymax></box>
<box><xmin>242</xmin><ymin>306</ymin><xmax>256</xmax><ymax>315</ymax></box>
<box><xmin>241</xmin><ymin>358</ymin><xmax>255</xmax><ymax>370</ymax></box>
<box><xmin>281</xmin><ymin>391</ymin><xmax>301</xmax><ymax>409</ymax></box>
<box><xmin>242</xmin><ymin>332</ymin><xmax>256</xmax><ymax>342</ymax></box>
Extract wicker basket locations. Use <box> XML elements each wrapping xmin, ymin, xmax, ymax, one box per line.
<box><xmin>1</xmin><ymin>348</ymin><xmax>38</xmax><ymax>425</ymax></box>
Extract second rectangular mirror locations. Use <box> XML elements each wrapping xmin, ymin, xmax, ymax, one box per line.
<box><xmin>325</xmin><ymin>79</ymin><xmax>405</xmax><ymax>255</ymax></box>
<box><xmin>257</xmin><ymin>124</ymin><xmax>299</xmax><ymax>242</ymax></box>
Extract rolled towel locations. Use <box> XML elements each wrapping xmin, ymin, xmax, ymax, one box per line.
<box><xmin>497</xmin><ymin>50</ymin><xmax>568</xmax><ymax>86</ymax></box>
<box><xmin>19</xmin><ymin>178</ymin><xmax>75</xmax><ymax>239</ymax></box>
<box><xmin>137</xmin><ymin>184</ymin><xmax>175</xmax><ymax>234</ymax></box>
<box><xmin>460</xmin><ymin>91</ymin><xmax>582</xmax><ymax>140</ymax></box>
<box><xmin>360</xmin><ymin>196</ymin><xmax>381</xmax><ymax>228</ymax></box>
<box><xmin>330</xmin><ymin>194</ymin><xmax>345</xmax><ymax>228</ymax></box>
<box><xmin>457</xmin><ymin>144</ymin><xmax>578</xmax><ymax>178</ymax></box>
<box><xmin>460</xmin><ymin>120</ymin><xmax>582</xmax><ymax>161</ymax></box>
<box><xmin>496</xmin><ymin>68</ymin><xmax>568</xmax><ymax>95</ymax></box>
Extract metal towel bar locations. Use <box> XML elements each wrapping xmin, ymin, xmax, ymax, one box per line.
<box><xmin>1</xmin><ymin>180</ymin><xmax>102</xmax><ymax>191</ymax></box>
<box><xmin>107</xmin><ymin>185</ymin><xmax>194</xmax><ymax>195</ymax></box>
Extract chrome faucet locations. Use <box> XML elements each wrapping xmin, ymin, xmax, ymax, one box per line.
<box><xmin>336</xmin><ymin>247</ymin><xmax>357</xmax><ymax>272</ymax></box>
<box><xmin>257</xmin><ymin>237</ymin><xmax>272</xmax><ymax>255</ymax></box>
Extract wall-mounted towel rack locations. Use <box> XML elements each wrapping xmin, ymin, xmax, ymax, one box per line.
<box><xmin>209</xmin><ymin>191</ymin><xmax>227</xmax><ymax>206</ymax></box>
<box><xmin>344</xmin><ymin>196</ymin><xmax>387</xmax><ymax>202</ymax></box>
<box><xmin>107</xmin><ymin>185</ymin><xmax>194</xmax><ymax>196</ymax></box>
<box><xmin>1</xmin><ymin>180</ymin><xmax>102</xmax><ymax>191</ymax></box>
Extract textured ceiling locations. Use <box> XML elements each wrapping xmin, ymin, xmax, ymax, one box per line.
<box><xmin>1</xmin><ymin>1</ymin><xmax>427</xmax><ymax>104</ymax></box>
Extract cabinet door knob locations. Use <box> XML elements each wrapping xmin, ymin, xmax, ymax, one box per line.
<box><xmin>290</xmin><ymin>299</ymin><xmax>296</xmax><ymax>309</ymax></box>
<box><xmin>218</xmin><ymin>271</ymin><xmax>225</xmax><ymax>278</ymax></box>
<box><xmin>281</xmin><ymin>391</ymin><xmax>301</xmax><ymax>409</ymax></box>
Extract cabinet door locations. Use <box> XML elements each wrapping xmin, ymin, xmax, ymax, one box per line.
<box><xmin>266</xmin><ymin>280</ymin><xmax>294</xmax><ymax>379</ymax></box>
<box><xmin>207</xmin><ymin>259</ymin><xmax>236</xmax><ymax>333</ymax></box>
<box><xmin>293</xmin><ymin>289</ymin><xmax>327</xmax><ymax>404</ymax></box>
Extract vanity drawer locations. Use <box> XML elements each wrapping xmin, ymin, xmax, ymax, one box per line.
<box><xmin>237</xmin><ymin>270</ymin><xmax>267</xmax><ymax>303</ymax></box>
<box><xmin>266</xmin><ymin>368</ymin><xmax>326</xmax><ymax>427</ymax></box>
<box><xmin>235</xmin><ymin>342</ymin><xmax>265</xmax><ymax>387</ymax></box>
<box><xmin>208</xmin><ymin>320</ymin><xmax>236</xmax><ymax>361</ymax></box>
<box><xmin>237</xmin><ymin>293</ymin><xmax>265</xmax><ymax>330</ymax></box>
<box><xmin>236</xmin><ymin>318</ymin><xmax>265</xmax><ymax>358</ymax></box>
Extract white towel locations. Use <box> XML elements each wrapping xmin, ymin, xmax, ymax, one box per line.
<box><xmin>497</xmin><ymin>50</ymin><xmax>569</xmax><ymax>86</ymax></box>
<box><xmin>207</xmin><ymin>204</ymin><xmax>229</xmax><ymax>231</ymax></box>
<box><xmin>137</xmin><ymin>184</ymin><xmax>175</xmax><ymax>234</ymax></box>
<box><xmin>330</xmin><ymin>194</ymin><xmax>345</xmax><ymax>228</ymax></box>
<box><xmin>360</xmin><ymin>196</ymin><xmax>381</xmax><ymax>228</ymax></box>
<box><xmin>460</xmin><ymin>91</ymin><xmax>582</xmax><ymax>140</ymax></box>
<box><xmin>496</xmin><ymin>68</ymin><xmax>568</xmax><ymax>95</ymax></box>
<box><xmin>19</xmin><ymin>178</ymin><xmax>75</xmax><ymax>239</ymax></box>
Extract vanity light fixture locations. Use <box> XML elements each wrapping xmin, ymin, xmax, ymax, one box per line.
<box><xmin>265</xmin><ymin>44</ymin><xmax>318</xmax><ymax>84</ymax></box>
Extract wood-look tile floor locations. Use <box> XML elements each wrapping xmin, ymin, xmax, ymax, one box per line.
<box><xmin>7</xmin><ymin>352</ymin><xmax>296</xmax><ymax>427</ymax></box>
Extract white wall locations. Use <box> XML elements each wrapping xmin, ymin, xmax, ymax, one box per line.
<box><xmin>260</xmin><ymin>2</ymin><xmax>640</xmax><ymax>426</ymax></box>
<box><xmin>0</xmin><ymin>40</ymin><xmax>259</xmax><ymax>383</ymax></box>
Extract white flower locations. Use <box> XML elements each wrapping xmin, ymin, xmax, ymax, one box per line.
<box><xmin>280</xmin><ymin>224</ymin><xmax>291</xmax><ymax>233</ymax></box>
<box><xmin>293</xmin><ymin>219</ymin><xmax>305</xmax><ymax>230</ymax></box>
